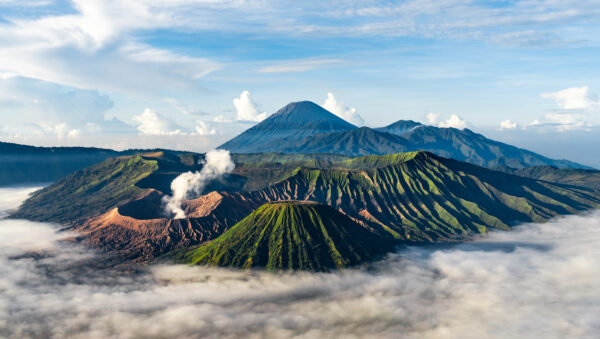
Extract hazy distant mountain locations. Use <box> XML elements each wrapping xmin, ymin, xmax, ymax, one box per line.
<box><xmin>0</xmin><ymin>141</ymin><xmax>119</xmax><ymax>185</ymax></box>
<box><xmin>0</xmin><ymin>141</ymin><xmax>191</xmax><ymax>186</ymax></box>
<box><xmin>219</xmin><ymin>101</ymin><xmax>357</xmax><ymax>153</ymax></box>
<box><xmin>376</xmin><ymin>121</ymin><xmax>586</xmax><ymax>169</ymax></box>
<box><xmin>219</xmin><ymin>102</ymin><xmax>587</xmax><ymax>169</ymax></box>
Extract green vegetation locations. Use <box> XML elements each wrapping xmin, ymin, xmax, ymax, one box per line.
<box><xmin>232</xmin><ymin>152</ymin><xmax>350</xmax><ymax>165</ymax></box>
<box><xmin>11</xmin><ymin>155</ymin><xmax>159</xmax><ymax>223</ymax></box>
<box><xmin>340</xmin><ymin>151</ymin><xmax>422</xmax><ymax>169</ymax></box>
<box><xmin>180</xmin><ymin>201</ymin><xmax>392</xmax><ymax>271</ymax></box>
<box><xmin>246</xmin><ymin>152</ymin><xmax>600</xmax><ymax>241</ymax></box>
<box><xmin>495</xmin><ymin>165</ymin><xmax>600</xmax><ymax>191</ymax></box>
<box><xmin>11</xmin><ymin>148</ymin><xmax>600</xmax><ymax>270</ymax></box>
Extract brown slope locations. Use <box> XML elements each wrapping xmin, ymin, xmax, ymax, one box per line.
<box><xmin>72</xmin><ymin>189</ymin><xmax>261</xmax><ymax>262</ymax></box>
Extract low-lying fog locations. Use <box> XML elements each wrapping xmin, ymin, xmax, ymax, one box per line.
<box><xmin>1</xmin><ymin>186</ymin><xmax>599</xmax><ymax>338</ymax></box>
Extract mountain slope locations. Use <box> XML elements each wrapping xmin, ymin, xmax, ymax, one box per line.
<box><xmin>377</xmin><ymin>121</ymin><xmax>584</xmax><ymax>169</ymax></box>
<box><xmin>243</xmin><ymin>152</ymin><xmax>600</xmax><ymax>241</ymax></box>
<box><xmin>10</xmin><ymin>151</ymin><xmax>205</xmax><ymax>223</ymax></box>
<box><xmin>280</xmin><ymin>127</ymin><xmax>410</xmax><ymax>156</ymax></box>
<box><xmin>180</xmin><ymin>201</ymin><xmax>392</xmax><ymax>271</ymax></box>
<box><xmin>10</xmin><ymin>155</ymin><xmax>159</xmax><ymax>223</ymax></box>
<box><xmin>219</xmin><ymin>101</ymin><xmax>357</xmax><ymax>153</ymax></box>
<box><xmin>496</xmin><ymin>165</ymin><xmax>600</xmax><ymax>191</ymax></box>
<box><xmin>218</xmin><ymin>100</ymin><xmax>587</xmax><ymax>169</ymax></box>
<box><xmin>73</xmin><ymin>190</ymin><xmax>261</xmax><ymax>262</ymax></box>
<box><xmin>11</xmin><ymin>150</ymin><xmax>600</xmax><ymax>265</ymax></box>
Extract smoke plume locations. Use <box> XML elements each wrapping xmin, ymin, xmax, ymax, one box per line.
<box><xmin>162</xmin><ymin>149</ymin><xmax>234</xmax><ymax>219</ymax></box>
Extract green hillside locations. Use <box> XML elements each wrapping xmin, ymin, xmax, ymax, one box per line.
<box><xmin>496</xmin><ymin>165</ymin><xmax>600</xmax><ymax>191</ymax></box>
<box><xmin>10</xmin><ymin>155</ymin><xmax>159</xmax><ymax>223</ymax></box>
<box><xmin>181</xmin><ymin>201</ymin><xmax>392</xmax><ymax>271</ymax></box>
<box><xmin>245</xmin><ymin>152</ymin><xmax>600</xmax><ymax>241</ymax></box>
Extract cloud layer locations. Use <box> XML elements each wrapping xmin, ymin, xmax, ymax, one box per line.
<box><xmin>1</xmin><ymin>186</ymin><xmax>600</xmax><ymax>338</ymax></box>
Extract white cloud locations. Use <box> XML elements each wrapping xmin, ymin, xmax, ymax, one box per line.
<box><xmin>195</xmin><ymin>121</ymin><xmax>216</xmax><ymax>135</ymax></box>
<box><xmin>213</xmin><ymin>115</ymin><xmax>233</xmax><ymax>123</ymax></box>
<box><xmin>322</xmin><ymin>92</ymin><xmax>365</xmax><ymax>126</ymax></box>
<box><xmin>438</xmin><ymin>114</ymin><xmax>467</xmax><ymax>129</ymax></box>
<box><xmin>426</xmin><ymin>112</ymin><xmax>439</xmax><ymax>125</ymax></box>
<box><xmin>0</xmin><ymin>1</ymin><xmax>221</xmax><ymax>95</ymax></box>
<box><xmin>541</xmin><ymin>86</ymin><xmax>599</xmax><ymax>110</ymax></box>
<box><xmin>499</xmin><ymin>120</ymin><xmax>517</xmax><ymax>130</ymax></box>
<box><xmin>0</xmin><ymin>76</ymin><xmax>114</xmax><ymax>126</ymax></box>
<box><xmin>41</xmin><ymin>123</ymin><xmax>82</xmax><ymax>139</ymax></box>
<box><xmin>529</xmin><ymin>86</ymin><xmax>599</xmax><ymax>132</ymax></box>
<box><xmin>233</xmin><ymin>91</ymin><xmax>268</xmax><ymax>122</ymax></box>
<box><xmin>424</xmin><ymin>112</ymin><xmax>467</xmax><ymax>129</ymax></box>
<box><xmin>132</xmin><ymin>108</ymin><xmax>184</xmax><ymax>136</ymax></box>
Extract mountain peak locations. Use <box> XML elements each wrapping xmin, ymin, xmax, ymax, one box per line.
<box><xmin>376</xmin><ymin>120</ymin><xmax>423</xmax><ymax>135</ymax></box>
<box><xmin>270</xmin><ymin>100</ymin><xmax>353</xmax><ymax>124</ymax></box>
<box><xmin>181</xmin><ymin>201</ymin><xmax>391</xmax><ymax>271</ymax></box>
<box><xmin>219</xmin><ymin>101</ymin><xmax>357</xmax><ymax>153</ymax></box>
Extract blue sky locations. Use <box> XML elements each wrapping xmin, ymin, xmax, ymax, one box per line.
<box><xmin>0</xmin><ymin>0</ymin><xmax>599</xmax><ymax>166</ymax></box>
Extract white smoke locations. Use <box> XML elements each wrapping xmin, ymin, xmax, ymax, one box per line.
<box><xmin>162</xmin><ymin>149</ymin><xmax>235</xmax><ymax>219</ymax></box>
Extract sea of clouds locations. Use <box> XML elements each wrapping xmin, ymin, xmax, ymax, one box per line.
<box><xmin>1</xmin><ymin>186</ymin><xmax>599</xmax><ymax>338</ymax></box>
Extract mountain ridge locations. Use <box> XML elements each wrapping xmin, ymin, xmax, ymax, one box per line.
<box><xmin>218</xmin><ymin>101</ymin><xmax>588</xmax><ymax>169</ymax></box>
<box><xmin>219</xmin><ymin>101</ymin><xmax>357</xmax><ymax>153</ymax></box>
<box><xmin>13</xmin><ymin>150</ymin><xmax>600</xmax><ymax>265</ymax></box>
<box><xmin>179</xmin><ymin>201</ymin><xmax>393</xmax><ymax>271</ymax></box>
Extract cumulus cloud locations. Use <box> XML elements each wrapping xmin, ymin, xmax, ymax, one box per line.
<box><xmin>2</xmin><ymin>186</ymin><xmax>600</xmax><ymax>338</ymax></box>
<box><xmin>40</xmin><ymin>123</ymin><xmax>81</xmax><ymax>139</ymax></box>
<box><xmin>438</xmin><ymin>114</ymin><xmax>467</xmax><ymax>129</ymax></box>
<box><xmin>499</xmin><ymin>119</ymin><xmax>517</xmax><ymax>130</ymax></box>
<box><xmin>528</xmin><ymin>86</ymin><xmax>599</xmax><ymax>132</ymax></box>
<box><xmin>322</xmin><ymin>92</ymin><xmax>365</xmax><ymax>126</ymax></box>
<box><xmin>424</xmin><ymin>112</ymin><xmax>467</xmax><ymax>129</ymax></box>
<box><xmin>195</xmin><ymin>121</ymin><xmax>216</xmax><ymax>135</ymax></box>
<box><xmin>426</xmin><ymin>112</ymin><xmax>440</xmax><ymax>125</ymax></box>
<box><xmin>233</xmin><ymin>91</ymin><xmax>268</xmax><ymax>122</ymax></box>
<box><xmin>541</xmin><ymin>86</ymin><xmax>599</xmax><ymax>110</ymax></box>
<box><xmin>132</xmin><ymin>108</ymin><xmax>184</xmax><ymax>136</ymax></box>
<box><xmin>162</xmin><ymin>150</ymin><xmax>235</xmax><ymax>218</ymax></box>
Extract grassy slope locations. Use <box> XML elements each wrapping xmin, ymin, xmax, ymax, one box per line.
<box><xmin>248</xmin><ymin>152</ymin><xmax>600</xmax><ymax>241</ymax></box>
<box><xmin>182</xmin><ymin>202</ymin><xmax>392</xmax><ymax>271</ymax></box>
<box><xmin>11</xmin><ymin>149</ymin><xmax>600</xmax><ymax>245</ymax></box>
<box><xmin>495</xmin><ymin>165</ymin><xmax>600</xmax><ymax>191</ymax></box>
<box><xmin>11</xmin><ymin>155</ymin><xmax>158</xmax><ymax>223</ymax></box>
